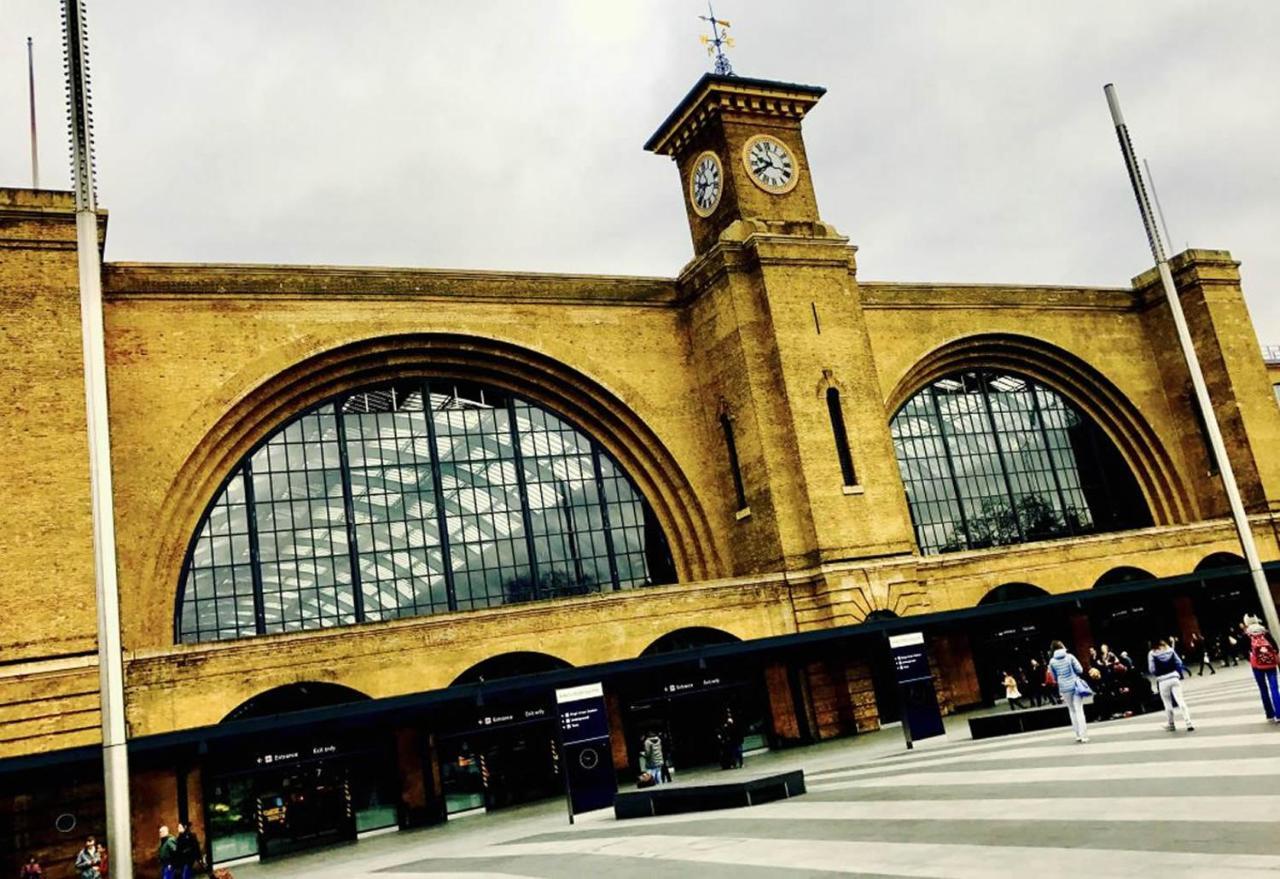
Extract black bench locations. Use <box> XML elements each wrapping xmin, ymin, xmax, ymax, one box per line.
<box><xmin>614</xmin><ymin>769</ymin><xmax>806</xmax><ymax>820</ymax></box>
<box><xmin>968</xmin><ymin>692</ymin><xmax>1166</xmax><ymax>739</ymax></box>
<box><xmin>969</xmin><ymin>706</ymin><xmax>1070</xmax><ymax>739</ymax></box>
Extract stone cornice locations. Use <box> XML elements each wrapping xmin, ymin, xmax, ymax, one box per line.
<box><xmin>645</xmin><ymin>74</ymin><xmax>826</xmax><ymax>158</ymax></box>
<box><xmin>860</xmin><ymin>280</ymin><xmax>1138</xmax><ymax>313</ymax></box>
<box><xmin>675</xmin><ymin>220</ymin><xmax>854</xmax><ymax>302</ymax></box>
<box><xmin>102</xmin><ymin>262</ymin><xmax>681</xmax><ymax>307</ymax></box>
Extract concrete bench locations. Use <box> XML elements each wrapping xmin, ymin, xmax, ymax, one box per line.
<box><xmin>614</xmin><ymin>769</ymin><xmax>806</xmax><ymax>820</ymax></box>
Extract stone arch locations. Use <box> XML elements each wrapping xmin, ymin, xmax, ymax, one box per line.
<box><xmin>640</xmin><ymin>626</ymin><xmax>741</xmax><ymax>657</ymax></box>
<box><xmin>154</xmin><ymin>333</ymin><xmax>721</xmax><ymax>631</ymax></box>
<box><xmin>864</xmin><ymin>609</ymin><xmax>899</xmax><ymax>622</ymax></box>
<box><xmin>978</xmin><ymin>582</ymin><xmax>1050</xmax><ymax>606</ymax></box>
<box><xmin>1195</xmin><ymin>552</ymin><xmax>1246</xmax><ymax>572</ymax></box>
<box><xmin>222</xmin><ymin>681</ymin><xmax>370</xmax><ymax>722</ymax></box>
<box><xmin>1093</xmin><ymin>566</ymin><xmax>1156</xmax><ymax>589</ymax></box>
<box><xmin>885</xmin><ymin>333</ymin><xmax>1189</xmax><ymax>526</ymax></box>
<box><xmin>449</xmin><ymin>651</ymin><xmax>572</xmax><ymax>686</ymax></box>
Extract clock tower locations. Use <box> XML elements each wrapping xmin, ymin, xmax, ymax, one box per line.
<box><xmin>644</xmin><ymin>74</ymin><xmax>827</xmax><ymax>254</ymax></box>
<box><xmin>645</xmin><ymin>73</ymin><xmax>919</xmax><ymax>582</ymax></box>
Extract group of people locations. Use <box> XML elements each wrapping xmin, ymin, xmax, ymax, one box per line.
<box><xmin>1003</xmin><ymin>613</ymin><xmax>1280</xmax><ymax>744</ymax></box>
<box><xmin>157</xmin><ymin>823</ymin><xmax>204</xmax><ymax>879</ymax></box>
<box><xmin>1185</xmin><ymin>621</ymin><xmax>1262</xmax><ymax>674</ymax></box>
<box><xmin>637</xmin><ymin>709</ymin><xmax>745</xmax><ymax>788</ymax></box>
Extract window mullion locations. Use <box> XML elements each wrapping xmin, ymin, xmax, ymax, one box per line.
<box><xmin>975</xmin><ymin>373</ymin><xmax>1026</xmax><ymax>544</ymax></box>
<box><xmin>333</xmin><ymin>402</ymin><xmax>366</xmax><ymax>623</ymax></box>
<box><xmin>927</xmin><ymin>385</ymin><xmax>974</xmax><ymax>550</ymax></box>
<box><xmin>1026</xmin><ymin>381</ymin><xmax>1073</xmax><ymax>534</ymax></box>
<box><xmin>422</xmin><ymin>380</ymin><xmax>458</xmax><ymax>612</ymax></box>
<box><xmin>591</xmin><ymin>444</ymin><xmax>622</xmax><ymax>591</ymax></box>
<box><xmin>505</xmin><ymin>396</ymin><xmax>542</xmax><ymax>600</ymax></box>
<box><xmin>241</xmin><ymin>464</ymin><xmax>267</xmax><ymax>636</ymax></box>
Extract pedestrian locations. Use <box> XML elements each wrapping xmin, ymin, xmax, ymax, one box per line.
<box><xmin>1148</xmin><ymin>637</ymin><xmax>1194</xmax><ymax>732</ymax></box>
<box><xmin>174</xmin><ymin>821</ymin><xmax>202</xmax><ymax>879</ymax></box>
<box><xmin>1244</xmin><ymin>615</ymin><xmax>1280</xmax><ymax>723</ymax></box>
<box><xmin>1189</xmin><ymin>632</ymin><xmax>1217</xmax><ymax>676</ymax></box>
<box><xmin>73</xmin><ymin>837</ymin><xmax>101</xmax><ymax>879</ymax></box>
<box><xmin>1027</xmin><ymin>659</ymin><xmax>1045</xmax><ymax>706</ymax></box>
<box><xmin>1048</xmin><ymin>640</ymin><xmax>1091</xmax><ymax>743</ymax></box>
<box><xmin>1042</xmin><ymin>662</ymin><xmax>1062</xmax><ymax>704</ymax></box>
<box><xmin>1002</xmin><ymin>671</ymin><xmax>1025</xmax><ymax>710</ymax></box>
<box><xmin>19</xmin><ymin>856</ymin><xmax>43</xmax><ymax>878</ymax></box>
<box><xmin>658</xmin><ymin>730</ymin><xmax>674</xmax><ymax>783</ymax></box>
<box><xmin>640</xmin><ymin>731</ymin><xmax>665</xmax><ymax>786</ymax></box>
<box><xmin>157</xmin><ymin>825</ymin><xmax>178</xmax><ymax>879</ymax></box>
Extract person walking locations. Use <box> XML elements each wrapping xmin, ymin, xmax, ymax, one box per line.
<box><xmin>640</xmin><ymin>731</ymin><xmax>666</xmax><ymax>786</ymax></box>
<box><xmin>1244</xmin><ymin>615</ymin><xmax>1280</xmax><ymax>723</ymax></box>
<box><xmin>1002</xmin><ymin>671</ymin><xmax>1026</xmax><ymax>710</ymax></box>
<box><xmin>1189</xmin><ymin>632</ymin><xmax>1217</xmax><ymax>676</ymax></box>
<box><xmin>1048</xmin><ymin>640</ymin><xmax>1091</xmax><ymax>743</ymax></box>
<box><xmin>73</xmin><ymin>837</ymin><xmax>100</xmax><ymax>879</ymax></box>
<box><xmin>175</xmin><ymin>822</ymin><xmax>202</xmax><ymax>879</ymax></box>
<box><xmin>157</xmin><ymin>825</ymin><xmax>178</xmax><ymax>879</ymax></box>
<box><xmin>1148</xmin><ymin>638</ymin><xmax>1194</xmax><ymax>732</ymax></box>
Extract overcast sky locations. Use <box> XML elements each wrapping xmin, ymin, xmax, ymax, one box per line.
<box><xmin>3</xmin><ymin>1</ymin><xmax>1277</xmax><ymax>342</ymax></box>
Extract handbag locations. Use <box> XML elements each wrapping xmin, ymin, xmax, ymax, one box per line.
<box><xmin>1073</xmin><ymin>676</ymin><xmax>1094</xmax><ymax>698</ymax></box>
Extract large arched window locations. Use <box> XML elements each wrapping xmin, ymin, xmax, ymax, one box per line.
<box><xmin>890</xmin><ymin>369</ymin><xmax>1151</xmax><ymax>555</ymax></box>
<box><xmin>177</xmin><ymin>379</ymin><xmax>675</xmax><ymax>643</ymax></box>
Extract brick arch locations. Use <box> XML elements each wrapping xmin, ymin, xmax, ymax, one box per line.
<box><xmin>152</xmin><ymin>333</ymin><xmax>722</xmax><ymax>624</ymax></box>
<box><xmin>885</xmin><ymin>333</ymin><xmax>1190</xmax><ymax>527</ymax></box>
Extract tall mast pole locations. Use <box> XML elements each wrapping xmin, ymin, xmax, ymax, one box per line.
<box><xmin>62</xmin><ymin>1</ymin><xmax>134</xmax><ymax>873</ymax></box>
<box><xmin>28</xmin><ymin>37</ymin><xmax>40</xmax><ymax>189</ymax></box>
<box><xmin>1105</xmin><ymin>83</ymin><xmax>1280</xmax><ymax>639</ymax></box>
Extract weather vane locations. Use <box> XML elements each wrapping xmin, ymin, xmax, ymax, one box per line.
<box><xmin>699</xmin><ymin>2</ymin><xmax>735</xmax><ymax>76</ymax></box>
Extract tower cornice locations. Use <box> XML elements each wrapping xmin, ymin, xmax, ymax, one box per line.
<box><xmin>644</xmin><ymin>73</ymin><xmax>826</xmax><ymax>157</ymax></box>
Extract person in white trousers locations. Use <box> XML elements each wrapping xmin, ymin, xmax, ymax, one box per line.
<box><xmin>1148</xmin><ymin>638</ymin><xmax>1194</xmax><ymax>732</ymax></box>
<box><xmin>1048</xmin><ymin>640</ymin><xmax>1089</xmax><ymax>743</ymax></box>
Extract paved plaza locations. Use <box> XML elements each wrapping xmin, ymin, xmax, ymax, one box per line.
<box><xmin>233</xmin><ymin>667</ymin><xmax>1280</xmax><ymax>878</ymax></box>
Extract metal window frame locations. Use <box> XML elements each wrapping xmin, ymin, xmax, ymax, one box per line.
<box><xmin>174</xmin><ymin>378</ymin><xmax>669</xmax><ymax>643</ymax></box>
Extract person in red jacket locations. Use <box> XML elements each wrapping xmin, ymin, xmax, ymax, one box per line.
<box><xmin>1244</xmin><ymin>615</ymin><xmax>1280</xmax><ymax>722</ymax></box>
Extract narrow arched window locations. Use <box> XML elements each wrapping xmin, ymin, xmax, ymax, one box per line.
<box><xmin>719</xmin><ymin>413</ymin><xmax>747</xmax><ymax>511</ymax></box>
<box><xmin>826</xmin><ymin>387</ymin><xmax>857</xmax><ymax>486</ymax></box>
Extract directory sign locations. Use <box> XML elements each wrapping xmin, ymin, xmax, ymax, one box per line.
<box><xmin>555</xmin><ymin>682</ymin><xmax>617</xmax><ymax>819</ymax></box>
<box><xmin>888</xmin><ymin>632</ymin><xmax>946</xmax><ymax>743</ymax></box>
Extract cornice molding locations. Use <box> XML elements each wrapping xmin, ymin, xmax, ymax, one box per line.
<box><xmin>102</xmin><ymin>262</ymin><xmax>681</xmax><ymax>307</ymax></box>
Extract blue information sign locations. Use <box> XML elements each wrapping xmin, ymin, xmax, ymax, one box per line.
<box><xmin>555</xmin><ymin>682</ymin><xmax>617</xmax><ymax>820</ymax></box>
<box><xmin>889</xmin><ymin>632</ymin><xmax>945</xmax><ymax>744</ymax></box>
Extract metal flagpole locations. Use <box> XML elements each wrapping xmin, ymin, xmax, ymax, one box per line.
<box><xmin>28</xmin><ymin>36</ymin><xmax>40</xmax><ymax>188</ymax></box>
<box><xmin>62</xmin><ymin>0</ymin><xmax>134</xmax><ymax>873</ymax></box>
<box><xmin>1105</xmin><ymin>83</ymin><xmax>1280</xmax><ymax>639</ymax></box>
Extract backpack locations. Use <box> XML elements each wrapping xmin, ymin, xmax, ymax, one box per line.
<box><xmin>1252</xmin><ymin>633</ymin><xmax>1278</xmax><ymax>669</ymax></box>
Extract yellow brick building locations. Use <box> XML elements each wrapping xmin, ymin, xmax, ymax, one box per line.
<box><xmin>2</xmin><ymin>74</ymin><xmax>1279</xmax><ymax>876</ymax></box>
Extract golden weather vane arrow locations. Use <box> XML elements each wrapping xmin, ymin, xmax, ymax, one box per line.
<box><xmin>699</xmin><ymin>2</ymin><xmax>735</xmax><ymax>76</ymax></box>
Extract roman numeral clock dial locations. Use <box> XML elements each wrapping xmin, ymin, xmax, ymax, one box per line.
<box><xmin>743</xmin><ymin>134</ymin><xmax>798</xmax><ymax>194</ymax></box>
<box><xmin>689</xmin><ymin>151</ymin><xmax>723</xmax><ymax>217</ymax></box>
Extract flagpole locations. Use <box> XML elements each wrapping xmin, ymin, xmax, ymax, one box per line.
<box><xmin>28</xmin><ymin>36</ymin><xmax>40</xmax><ymax>189</ymax></box>
<box><xmin>63</xmin><ymin>0</ymin><xmax>134</xmax><ymax>873</ymax></box>
<box><xmin>1105</xmin><ymin>83</ymin><xmax>1280</xmax><ymax>639</ymax></box>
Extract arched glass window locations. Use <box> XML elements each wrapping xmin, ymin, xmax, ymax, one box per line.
<box><xmin>178</xmin><ymin>379</ymin><xmax>675</xmax><ymax>643</ymax></box>
<box><xmin>826</xmin><ymin>387</ymin><xmax>857</xmax><ymax>486</ymax></box>
<box><xmin>890</xmin><ymin>370</ymin><xmax>1151</xmax><ymax>555</ymax></box>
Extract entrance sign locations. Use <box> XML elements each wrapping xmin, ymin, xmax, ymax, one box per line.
<box><xmin>888</xmin><ymin>632</ymin><xmax>945</xmax><ymax>746</ymax></box>
<box><xmin>555</xmin><ymin>682</ymin><xmax>616</xmax><ymax>821</ymax></box>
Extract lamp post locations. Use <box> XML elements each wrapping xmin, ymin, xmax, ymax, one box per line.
<box><xmin>63</xmin><ymin>0</ymin><xmax>134</xmax><ymax>873</ymax></box>
<box><xmin>1105</xmin><ymin>83</ymin><xmax>1280</xmax><ymax>639</ymax></box>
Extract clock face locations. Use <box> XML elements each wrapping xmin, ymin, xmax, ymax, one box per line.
<box><xmin>743</xmin><ymin>134</ymin><xmax>798</xmax><ymax>193</ymax></box>
<box><xmin>689</xmin><ymin>151</ymin><xmax>723</xmax><ymax>217</ymax></box>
